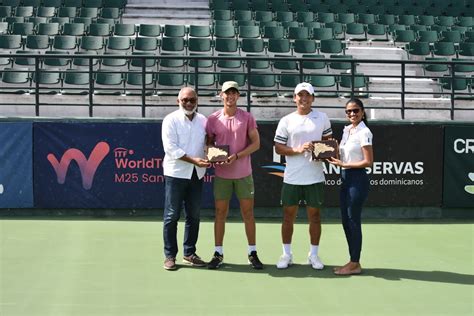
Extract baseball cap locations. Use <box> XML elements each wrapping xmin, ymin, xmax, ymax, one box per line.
<box><xmin>294</xmin><ymin>82</ymin><xmax>315</xmax><ymax>95</ymax></box>
<box><xmin>221</xmin><ymin>81</ymin><xmax>240</xmax><ymax>93</ymax></box>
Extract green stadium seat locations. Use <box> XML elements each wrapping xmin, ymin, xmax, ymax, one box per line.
<box><xmin>231</xmin><ymin>0</ymin><xmax>250</xmax><ymax>10</ymax></box>
<box><xmin>312</xmin><ymin>27</ymin><xmax>334</xmax><ymax>41</ymax></box>
<box><xmin>339</xmin><ymin>72</ymin><xmax>369</xmax><ymax>97</ymax></box>
<box><xmin>159</xmin><ymin>52</ymin><xmax>185</xmax><ymax>68</ymax></box>
<box><xmin>94</xmin><ymin>70</ymin><xmax>123</xmax><ymax>95</ymax></box>
<box><xmin>129</xmin><ymin>51</ymin><xmax>156</xmax><ymax>69</ymax></box>
<box><xmin>72</xmin><ymin>51</ymin><xmax>99</xmax><ymax>67</ymax></box>
<box><xmin>216</xmin><ymin>53</ymin><xmax>242</xmax><ymax>69</ymax></box>
<box><xmin>398</xmin><ymin>15</ymin><xmax>416</xmax><ymax>26</ymax></box>
<box><xmin>440</xmin><ymin>31</ymin><xmax>462</xmax><ymax>44</ymax></box>
<box><xmin>241</xmin><ymin>38</ymin><xmax>265</xmax><ymax>53</ymax></box>
<box><xmin>345</xmin><ymin>23</ymin><xmax>367</xmax><ymax>41</ymax></box>
<box><xmin>262</xmin><ymin>26</ymin><xmax>285</xmax><ymax>39</ymax></box>
<box><xmin>106</xmin><ymin>36</ymin><xmax>131</xmax><ymax>52</ymax></box>
<box><xmin>22</xmin><ymin>0</ymin><xmax>41</xmax><ymax>6</ymax></box>
<box><xmin>13</xmin><ymin>50</ymin><xmax>37</xmax><ymax>67</ymax></box>
<box><xmin>58</xmin><ymin>7</ymin><xmax>77</xmax><ymax>19</ymax></box>
<box><xmin>43</xmin><ymin>0</ymin><xmax>62</xmax><ymax>7</ymax></box>
<box><xmin>164</xmin><ymin>24</ymin><xmax>186</xmax><ymax>38</ymax></box>
<box><xmin>271</xmin><ymin>1</ymin><xmax>289</xmax><ymax>12</ymax></box>
<box><xmin>2</xmin><ymin>0</ymin><xmax>20</xmax><ymax>6</ymax></box>
<box><xmin>156</xmin><ymin>72</ymin><xmax>185</xmax><ymax>96</ymax></box>
<box><xmin>125</xmin><ymin>71</ymin><xmax>154</xmax><ymax>96</ymax></box>
<box><xmin>247</xmin><ymin>53</ymin><xmax>270</xmax><ymax>69</ymax></box>
<box><xmin>238</xmin><ymin>25</ymin><xmax>260</xmax><ymax>38</ymax></box>
<box><xmin>423</xmin><ymin>57</ymin><xmax>449</xmax><ymax>75</ymax></box>
<box><xmin>1</xmin><ymin>68</ymin><xmax>30</xmax><ymax>94</ymax></box>
<box><xmin>234</xmin><ymin>9</ymin><xmax>252</xmax><ymax>21</ymax></box>
<box><xmin>317</xmin><ymin>12</ymin><xmax>335</xmax><ymax>24</ymax></box>
<box><xmin>32</xmin><ymin>69</ymin><xmax>61</xmax><ymax>94</ymax></box>
<box><xmin>255</xmin><ymin>10</ymin><xmax>273</xmax><ymax>23</ymax></box>
<box><xmin>27</xmin><ymin>17</ymin><xmax>47</xmax><ymax>26</ymax></box>
<box><xmin>378</xmin><ymin>14</ymin><xmax>396</xmax><ymax>26</ymax></box>
<box><xmin>357</xmin><ymin>13</ymin><xmax>376</xmax><ymax>25</ymax></box>
<box><xmin>88</xmin><ymin>23</ymin><xmax>112</xmax><ymax>37</ymax></box>
<box><xmin>62</xmin><ymin>23</ymin><xmax>86</xmax><ymax>36</ymax></box>
<box><xmin>187</xmin><ymin>73</ymin><xmax>217</xmax><ymax>96</ymax></box>
<box><xmin>0</xmin><ymin>6</ymin><xmax>12</xmax><ymax>19</ymax></box>
<box><xmin>325</xmin><ymin>22</ymin><xmax>344</xmax><ymax>39</ymax></box>
<box><xmin>320</xmin><ymin>39</ymin><xmax>345</xmax><ymax>54</ymax></box>
<box><xmin>367</xmin><ymin>23</ymin><xmax>388</xmax><ymax>41</ymax></box>
<box><xmin>84</xmin><ymin>0</ymin><xmax>103</xmax><ymax>8</ymax></box>
<box><xmin>25</xmin><ymin>34</ymin><xmax>50</xmax><ymax>50</ymax></box>
<box><xmin>296</xmin><ymin>11</ymin><xmax>314</xmax><ymax>23</ymax></box>
<box><xmin>43</xmin><ymin>50</ymin><xmax>71</xmax><ymax>68</ymax></box>
<box><xmin>14</xmin><ymin>6</ymin><xmax>34</xmax><ymax>18</ymax></box>
<box><xmin>37</xmin><ymin>22</ymin><xmax>60</xmax><ymax>36</ymax></box>
<box><xmin>188</xmin><ymin>37</ymin><xmax>212</xmax><ymax>53</ymax></box>
<box><xmin>301</xmin><ymin>54</ymin><xmax>326</xmax><ymax>71</ymax></box>
<box><xmin>417</xmin><ymin>15</ymin><xmax>435</xmax><ymax>27</ymax></box>
<box><xmin>100</xmin><ymin>51</ymin><xmax>128</xmax><ymax>68</ymax></box>
<box><xmin>11</xmin><ymin>22</ymin><xmax>34</xmax><ymax>35</ymax></box>
<box><xmin>62</xmin><ymin>69</ymin><xmax>90</xmax><ymax>95</ymax></box>
<box><xmin>213</xmin><ymin>9</ymin><xmax>232</xmax><ymax>21</ymax></box>
<box><xmin>458</xmin><ymin>42</ymin><xmax>474</xmax><ymax>57</ymax></box>
<box><xmin>213</xmin><ymin>25</ymin><xmax>236</xmax><ymax>38</ymax></box>
<box><xmin>267</xmin><ymin>38</ymin><xmax>291</xmax><ymax>54</ymax></box>
<box><xmin>308</xmin><ymin>74</ymin><xmax>338</xmax><ymax>97</ymax></box>
<box><xmin>251</xmin><ymin>0</ymin><xmax>268</xmax><ymax>11</ymax></box>
<box><xmin>275</xmin><ymin>11</ymin><xmax>294</xmax><ymax>23</ymax></box>
<box><xmin>138</xmin><ymin>24</ymin><xmax>161</xmax><ymax>37</ymax></box>
<box><xmin>287</xmin><ymin>26</ymin><xmax>309</xmax><ymax>40</ymax></box>
<box><xmin>405</xmin><ymin>41</ymin><xmax>431</xmax><ymax>57</ymax></box>
<box><xmin>338</xmin><ymin>13</ymin><xmax>355</xmax><ymax>24</ymax></box>
<box><xmin>310</xmin><ymin>3</ymin><xmax>330</xmax><ymax>14</ymax></box>
<box><xmin>288</xmin><ymin>1</ymin><xmax>308</xmax><ymax>12</ymax></box>
<box><xmin>278</xmin><ymin>72</ymin><xmax>302</xmax><ymax>97</ymax></box>
<box><xmin>50</xmin><ymin>17</ymin><xmax>69</xmax><ymax>27</ymax></box>
<box><xmin>0</xmin><ymin>34</ymin><xmax>22</xmax><ymax>50</ymax></box>
<box><xmin>133</xmin><ymin>37</ymin><xmax>159</xmax><ymax>52</ymax></box>
<box><xmin>367</xmin><ymin>5</ymin><xmax>386</xmax><ymax>15</ymax></box>
<box><xmin>212</xmin><ymin>19</ymin><xmax>234</xmax><ymax>27</ymax></box>
<box><xmin>188</xmin><ymin>52</ymin><xmax>214</xmax><ymax>69</ymax></box>
<box><xmin>457</xmin><ymin>17</ymin><xmax>473</xmax><ymax>28</ymax></box>
<box><xmin>103</xmin><ymin>0</ymin><xmax>126</xmax><ymax>9</ymax></box>
<box><xmin>101</xmin><ymin>7</ymin><xmax>120</xmax><ymax>22</ymax></box>
<box><xmin>293</xmin><ymin>39</ymin><xmax>317</xmax><ymax>54</ymax></box>
<box><xmin>214</xmin><ymin>38</ymin><xmax>239</xmax><ymax>53</ymax></box>
<box><xmin>36</xmin><ymin>6</ymin><xmax>56</xmax><ymax>19</ymax></box>
<box><xmin>160</xmin><ymin>37</ymin><xmax>185</xmax><ymax>53</ymax></box>
<box><xmin>188</xmin><ymin>25</ymin><xmax>211</xmax><ymax>38</ymax></box>
<box><xmin>5</xmin><ymin>16</ymin><xmax>25</xmax><ymax>26</ymax></box>
<box><xmin>464</xmin><ymin>31</ymin><xmax>474</xmax><ymax>43</ymax></box>
<box><xmin>432</xmin><ymin>41</ymin><xmax>457</xmax><ymax>57</ymax></box>
<box><xmin>436</xmin><ymin>16</ymin><xmax>455</xmax><ymax>27</ymax></box>
<box><xmin>211</xmin><ymin>1</ymin><xmax>230</xmax><ymax>10</ymax></box>
<box><xmin>273</xmin><ymin>54</ymin><xmax>297</xmax><ymax>71</ymax></box>
<box><xmin>79</xmin><ymin>36</ymin><xmax>105</xmax><ymax>52</ymax></box>
<box><xmin>328</xmin><ymin>54</ymin><xmax>354</xmax><ymax>71</ymax></box>
<box><xmin>440</xmin><ymin>75</ymin><xmax>470</xmax><ymax>94</ymax></box>
<box><xmin>248</xmin><ymin>72</ymin><xmax>277</xmax><ymax>97</ymax></box>
<box><xmin>417</xmin><ymin>30</ymin><xmax>439</xmax><ymax>44</ymax></box>
<box><xmin>113</xmin><ymin>23</ymin><xmax>136</xmax><ymax>37</ymax></box>
<box><xmin>64</xmin><ymin>0</ymin><xmax>83</xmax><ymax>6</ymax></box>
<box><xmin>79</xmin><ymin>7</ymin><xmax>99</xmax><ymax>19</ymax></box>
<box><xmin>393</xmin><ymin>29</ymin><xmax>416</xmax><ymax>45</ymax></box>
<box><xmin>452</xmin><ymin>58</ymin><xmax>474</xmax><ymax>74</ymax></box>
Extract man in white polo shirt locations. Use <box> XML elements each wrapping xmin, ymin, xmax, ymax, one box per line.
<box><xmin>273</xmin><ymin>82</ymin><xmax>332</xmax><ymax>270</ymax></box>
<box><xmin>161</xmin><ymin>87</ymin><xmax>211</xmax><ymax>270</ymax></box>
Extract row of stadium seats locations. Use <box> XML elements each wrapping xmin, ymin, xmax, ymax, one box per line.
<box><xmin>210</xmin><ymin>0</ymin><xmax>473</xmax><ymax>16</ymax></box>
<box><xmin>212</xmin><ymin>10</ymin><xmax>474</xmax><ymax>27</ymax></box>
<box><xmin>0</xmin><ymin>0</ymin><xmax>126</xmax><ymax>8</ymax></box>
<box><xmin>0</xmin><ymin>6</ymin><xmax>122</xmax><ymax>20</ymax></box>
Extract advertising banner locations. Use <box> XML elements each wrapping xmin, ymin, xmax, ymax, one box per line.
<box><xmin>0</xmin><ymin>122</ymin><xmax>33</xmax><ymax>208</ymax></box>
<box><xmin>254</xmin><ymin>122</ymin><xmax>443</xmax><ymax>207</ymax></box>
<box><xmin>443</xmin><ymin>125</ymin><xmax>474</xmax><ymax>208</ymax></box>
<box><xmin>34</xmin><ymin>122</ymin><xmax>216</xmax><ymax>209</ymax></box>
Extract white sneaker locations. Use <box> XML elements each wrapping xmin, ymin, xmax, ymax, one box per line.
<box><xmin>308</xmin><ymin>254</ymin><xmax>324</xmax><ymax>270</ymax></box>
<box><xmin>276</xmin><ymin>253</ymin><xmax>293</xmax><ymax>269</ymax></box>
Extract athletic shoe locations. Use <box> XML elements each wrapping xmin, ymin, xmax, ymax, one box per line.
<box><xmin>183</xmin><ymin>254</ymin><xmax>206</xmax><ymax>267</ymax></box>
<box><xmin>248</xmin><ymin>251</ymin><xmax>264</xmax><ymax>270</ymax></box>
<box><xmin>276</xmin><ymin>253</ymin><xmax>293</xmax><ymax>269</ymax></box>
<box><xmin>308</xmin><ymin>253</ymin><xmax>324</xmax><ymax>270</ymax></box>
<box><xmin>163</xmin><ymin>257</ymin><xmax>177</xmax><ymax>270</ymax></box>
<box><xmin>207</xmin><ymin>251</ymin><xmax>224</xmax><ymax>269</ymax></box>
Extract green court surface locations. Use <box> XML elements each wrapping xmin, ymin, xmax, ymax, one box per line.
<box><xmin>1</xmin><ymin>218</ymin><xmax>473</xmax><ymax>316</ymax></box>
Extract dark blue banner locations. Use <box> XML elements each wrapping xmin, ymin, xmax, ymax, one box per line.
<box><xmin>0</xmin><ymin>122</ymin><xmax>33</xmax><ymax>208</ymax></box>
<box><xmin>34</xmin><ymin>122</ymin><xmax>216</xmax><ymax>209</ymax></box>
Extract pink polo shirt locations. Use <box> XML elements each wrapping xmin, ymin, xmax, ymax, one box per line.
<box><xmin>206</xmin><ymin>108</ymin><xmax>258</xmax><ymax>179</ymax></box>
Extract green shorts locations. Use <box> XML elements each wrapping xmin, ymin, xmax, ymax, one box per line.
<box><xmin>213</xmin><ymin>175</ymin><xmax>255</xmax><ymax>200</ymax></box>
<box><xmin>281</xmin><ymin>182</ymin><xmax>324</xmax><ymax>208</ymax></box>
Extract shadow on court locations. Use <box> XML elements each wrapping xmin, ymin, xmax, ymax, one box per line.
<box><xmin>200</xmin><ymin>263</ymin><xmax>474</xmax><ymax>285</ymax></box>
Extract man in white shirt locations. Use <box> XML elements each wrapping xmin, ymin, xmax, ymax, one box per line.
<box><xmin>273</xmin><ymin>82</ymin><xmax>332</xmax><ymax>270</ymax></box>
<box><xmin>161</xmin><ymin>87</ymin><xmax>211</xmax><ymax>270</ymax></box>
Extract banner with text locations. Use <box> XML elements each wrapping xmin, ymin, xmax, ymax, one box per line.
<box><xmin>254</xmin><ymin>122</ymin><xmax>443</xmax><ymax>207</ymax></box>
<box><xmin>0</xmin><ymin>122</ymin><xmax>33</xmax><ymax>208</ymax></box>
<box><xmin>33</xmin><ymin>122</ymin><xmax>215</xmax><ymax>209</ymax></box>
<box><xmin>443</xmin><ymin>125</ymin><xmax>474</xmax><ymax>208</ymax></box>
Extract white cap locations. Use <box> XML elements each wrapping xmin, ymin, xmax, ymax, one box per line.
<box><xmin>221</xmin><ymin>81</ymin><xmax>240</xmax><ymax>93</ymax></box>
<box><xmin>294</xmin><ymin>82</ymin><xmax>315</xmax><ymax>95</ymax></box>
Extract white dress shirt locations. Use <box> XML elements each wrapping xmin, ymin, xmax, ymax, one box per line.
<box><xmin>162</xmin><ymin>109</ymin><xmax>207</xmax><ymax>179</ymax></box>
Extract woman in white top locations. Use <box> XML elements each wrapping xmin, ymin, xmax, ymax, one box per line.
<box><xmin>328</xmin><ymin>98</ymin><xmax>374</xmax><ymax>275</ymax></box>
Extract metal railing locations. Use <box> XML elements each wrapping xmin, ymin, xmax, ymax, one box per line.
<box><xmin>0</xmin><ymin>53</ymin><xmax>473</xmax><ymax>119</ymax></box>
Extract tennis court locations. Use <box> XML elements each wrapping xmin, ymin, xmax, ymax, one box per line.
<box><xmin>1</xmin><ymin>218</ymin><xmax>473</xmax><ymax>316</ymax></box>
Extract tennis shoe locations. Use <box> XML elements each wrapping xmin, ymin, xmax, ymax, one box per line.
<box><xmin>308</xmin><ymin>253</ymin><xmax>324</xmax><ymax>270</ymax></box>
<box><xmin>276</xmin><ymin>253</ymin><xmax>293</xmax><ymax>269</ymax></box>
<box><xmin>207</xmin><ymin>251</ymin><xmax>223</xmax><ymax>269</ymax></box>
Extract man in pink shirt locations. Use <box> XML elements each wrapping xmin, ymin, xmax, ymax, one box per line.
<box><xmin>205</xmin><ymin>81</ymin><xmax>263</xmax><ymax>270</ymax></box>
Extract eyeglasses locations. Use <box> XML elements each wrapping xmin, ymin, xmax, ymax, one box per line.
<box><xmin>345</xmin><ymin>108</ymin><xmax>360</xmax><ymax>115</ymax></box>
<box><xmin>180</xmin><ymin>98</ymin><xmax>197</xmax><ymax>104</ymax></box>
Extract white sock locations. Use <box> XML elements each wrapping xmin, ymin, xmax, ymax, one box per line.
<box><xmin>215</xmin><ymin>246</ymin><xmax>223</xmax><ymax>255</ymax></box>
<box><xmin>283</xmin><ymin>244</ymin><xmax>292</xmax><ymax>256</ymax></box>
<box><xmin>248</xmin><ymin>245</ymin><xmax>257</xmax><ymax>254</ymax></box>
<box><xmin>310</xmin><ymin>245</ymin><xmax>319</xmax><ymax>257</ymax></box>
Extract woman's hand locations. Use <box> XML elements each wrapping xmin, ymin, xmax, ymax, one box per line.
<box><xmin>328</xmin><ymin>157</ymin><xmax>344</xmax><ymax>167</ymax></box>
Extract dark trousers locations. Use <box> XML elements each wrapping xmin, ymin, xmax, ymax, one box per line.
<box><xmin>340</xmin><ymin>168</ymin><xmax>369</xmax><ymax>263</ymax></box>
<box><xmin>163</xmin><ymin>169</ymin><xmax>203</xmax><ymax>258</ymax></box>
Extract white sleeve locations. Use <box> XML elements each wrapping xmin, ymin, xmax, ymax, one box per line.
<box><xmin>274</xmin><ymin>117</ymin><xmax>288</xmax><ymax>144</ymax></box>
<box><xmin>360</xmin><ymin>128</ymin><xmax>373</xmax><ymax>147</ymax></box>
<box><xmin>162</xmin><ymin>116</ymin><xmax>186</xmax><ymax>159</ymax></box>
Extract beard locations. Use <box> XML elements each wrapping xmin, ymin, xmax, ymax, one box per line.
<box><xmin>179</xmin><ymin>103</ymin><xmax>197</xmax><ymax>116</ymax></box>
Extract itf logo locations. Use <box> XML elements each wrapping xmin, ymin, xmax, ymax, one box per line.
<box><xmin>47</xmin><ymin>142</ymin><xmax>110</xmax><ymax>190</ymax></box>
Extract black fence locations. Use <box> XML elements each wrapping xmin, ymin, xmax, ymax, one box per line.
<box><xmin>0</xmin><ymin>53</ymin><xmax>473</xmax><ymax>119</ymax></box>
